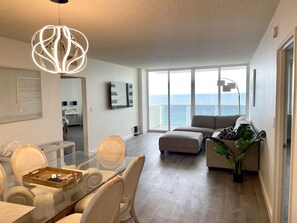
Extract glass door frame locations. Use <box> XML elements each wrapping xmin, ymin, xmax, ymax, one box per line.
<box><xmin>273</xmin><ymin>34</ymin><xmax>295</xmax><ymax>223</ymax></box>
<box><xmin>147</xmin><ymin>64</ymin><xmax>249</xmax><ymax>132</ymax></box>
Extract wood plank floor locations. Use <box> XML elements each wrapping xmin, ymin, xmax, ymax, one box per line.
<box><xmin>125</xmin><ymin>132</ymin><xmax>270</xmax><ymax>223</ymax></box>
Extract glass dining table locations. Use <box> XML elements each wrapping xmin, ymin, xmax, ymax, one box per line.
<box><xmin>2</xmin><ymin>151</ymin><xmax>134</xmax><ymax>223</ymax></box>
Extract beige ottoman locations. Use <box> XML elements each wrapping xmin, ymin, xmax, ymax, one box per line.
<box><xmin>159</xmin><ymin>131</ymin><xmax>203</xmax><ymax>154</ymax></box>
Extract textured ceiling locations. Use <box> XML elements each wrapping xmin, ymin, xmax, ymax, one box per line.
<box><xmin>0</xmin><ymin>0</ymin><xmax>280</xmax><ymax>69</ymax></box>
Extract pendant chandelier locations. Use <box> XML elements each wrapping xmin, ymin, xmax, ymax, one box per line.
<box><xmin>31</xmin><ymin>0</ymin><xmax>89</xmax><ymax>74</ymax></box>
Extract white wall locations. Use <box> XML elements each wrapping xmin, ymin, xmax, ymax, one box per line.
<box><xmin>249</xmin><ymin>0</ymin><xmax>297</xmax><ymax>221</ymax></box>
<box><xmin>0</xmin><ymin>36</ymin><xmax>139</xmax><ymax>156</ymax></box>
<box><xmin>79</xmin><ymin>58</ymin><xmax>139</xmax><ymax>152</ymax></box>
<box><xmin>0</xmin><ymin>37</ymin><xmax>62</xmax><ymax>146</ymax></box>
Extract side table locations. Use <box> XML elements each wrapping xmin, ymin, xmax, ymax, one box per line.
<box><xmin>0</xmin><ymin>141</ymin><xmax>76</xmax><ymax>164</ymax></box>
<box><xmin>39</xmin><ymin>141</ymin><xmax>76</xmax><ymax>164</ymax></box>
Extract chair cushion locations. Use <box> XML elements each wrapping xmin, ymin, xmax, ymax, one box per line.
<box><xmin>56</xmin><ymin>213</ymin><xmax>82</xmax><ymax>223</ymax></box>
<box><xmin>75</xmin><ymin>191</ymin><xmax>95</xmax><ymax>213</ymax></box>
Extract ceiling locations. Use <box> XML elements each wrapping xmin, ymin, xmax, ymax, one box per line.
<box><xmin>0</xmin><ymin>0</ymin><xmax>280</xmax><ymax>69</ymax></box>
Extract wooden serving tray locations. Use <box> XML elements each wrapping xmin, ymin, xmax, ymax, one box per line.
<box><xmin>22</xmin><ymin>167</ymin><xmax>82</xmax><ymax>190</ymax></box>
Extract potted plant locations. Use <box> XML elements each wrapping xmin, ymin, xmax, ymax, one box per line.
<box><xmin>207</xmin><ymin>124</ymin><xmax>266</xmax><ymax>182</ymax></box>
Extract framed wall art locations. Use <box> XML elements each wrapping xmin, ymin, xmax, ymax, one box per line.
<box><xmin>0</xmin><ymin>67</ymin><xmax>42</xmax><ymax>124</ymax></box>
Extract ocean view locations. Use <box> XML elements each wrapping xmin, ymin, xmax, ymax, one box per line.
<box><xmin>149</xmin><ymin>93</ymin><xmax>246</xmax><ymax>128</ymax></box>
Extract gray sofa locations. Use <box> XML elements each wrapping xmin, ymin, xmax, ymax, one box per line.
<box><xmin>174</xmin><ymin>115</ymin><xmax>240</xmax><ymax>137</ymax></box>
<box><xmin>206</xmin><ymin>139</ymin><xmax>260</xmax><ymax>171</ymax></box>
<box><xmin>174</xmin><ymin>115</ymin><xmax>260</xmax><ymax>171</ymax></box>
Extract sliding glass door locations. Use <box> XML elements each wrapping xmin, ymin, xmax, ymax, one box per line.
<box><xmin>220</xmin><ymin>66</ymin><xmax>247</xmax><ymax>115</ymax></box>
<box><xmin>195</xmin><ymin>69</ymin><xmax>219</xmax><ymax>115</ymax></box>
<box><xmin>169</xmin><ymin>70</ymin><xmax>191</xmax><ymax>130</ymax></box>
<box><xmin>148</xmin><ymin>71</ymin><xmax>168</xmax><ymax>131</ymax></box>
<box><xmin>148</xmin><ymin>65</ymin><xmax>247</xmax><ymax>131</ymax></box>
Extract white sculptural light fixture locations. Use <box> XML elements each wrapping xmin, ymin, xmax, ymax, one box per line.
<box><xmin>31</xmin><ymin>0</ymin><xmax>88</xmax><ymax>74</ymax></box>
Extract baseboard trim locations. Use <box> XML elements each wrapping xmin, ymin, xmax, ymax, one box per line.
<box><xmin>259</xmin><ymin>171</ymin><xmax>272</xmax><ymax>222</ymax></box>
<box><xmin>123</xmin><ymin>133</ymin><xmax>134</xmax><ymax>140</ymax></box>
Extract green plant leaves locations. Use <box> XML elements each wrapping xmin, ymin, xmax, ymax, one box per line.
<box><xmin>235</xmin><ymin>138</ymin><xmax>252</xmax><ymax>153</ymax></box>
<box><xmin>207</xmin><ymin>136</ymin><xmax>236</xmax><ymax>166</ymax></box>
<box><xmin>213</xmin><ymin>145</ymin><xmax>235</xmax><ymax>167</ymax></box>
<box><xmin>207</xmin><ymin>123</ymin><xmax>266</xmax><ymax>171</ymax></box>
<box><xmin>236</xmin><ymin>124</ymin><xmax>255</xmax><ymax>140</ymax></box>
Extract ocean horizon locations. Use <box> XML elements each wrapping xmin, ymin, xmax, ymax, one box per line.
<box><xmin>149</xmin><ymin>93</ymin><xmax>246</xmax><ymax>128</ymax></box>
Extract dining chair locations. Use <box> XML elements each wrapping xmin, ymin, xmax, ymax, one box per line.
<box><xmin>1</xmin><ymin>160</ymin><xmax>36</xmax><ymax>206</ymax></box>
<box><xmin>64</xmin><ymin>135</ymin><xmax>125</xmax><ymax>194</ymax></box>
<box><xmin>0</xmin><ymin>163</ymin><xmax>7</xmax><ymax>200</ymax></box>
<box><xmin>10</xmin><ymin>144</ymin><xmax>47</xmax><ymax>185</ymax></box>
<box><xmin>9</xmin><ymin>144</ymin><xmax>66</xmax><ymax>219</ymax></box>
<box><xmin>77</xmin><ymin>135</ymin><xmax>126</xmax><ymax>172</ymax></box>
<box><xmin>75</xmin><ymin>154</ymin><xmax>145</xmax><ymax>223</ymax></box>
<box><xmin>118</xmin><ymin>154</ymin><xmax>145</xmax><ymax>223</ymax></box>
<box><xmin>1</xmin><ymin>161</ymin><xmax>52</xmax><ymax>221</ymax></box>
<box><xmin>9</xmin><ymin>144</ymin><xmax>107</xmax><ymax>218</ymax></box>
<box><xmin>56</xmin><ymin>175</ymin><xmax>124</xmax><ymax>223</ymax></box>
<box><xmin>74</xmin><ymin>135</ymin><xmax>126</xmax><ymax>188</ymax></box>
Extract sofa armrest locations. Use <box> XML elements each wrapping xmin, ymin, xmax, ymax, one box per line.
<box><xmin>206</xmin><ymin>139</ymin><xmax>260</xmax><ymax>171</ymax></box>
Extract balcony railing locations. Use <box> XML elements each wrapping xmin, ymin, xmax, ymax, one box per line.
<box><xmin>149</xmin><ymin>104</ymin><xmax>246</xmax><ymax>130</ymax></box>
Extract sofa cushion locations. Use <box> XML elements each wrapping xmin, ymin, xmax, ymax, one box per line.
<box><xmin>191</xmin><ymin>127</ymin><xmax>214</xmax><ymax>137</ymax></box>
<box><xmin>174</xmin><ymin>126</ymin><xmax>205</xmax><ymax>133</ymax></box>
<box><xmin>191</xmin><ymin>115</ymin><xmax>215</xmax><ymax>129</ymax></box>
<box><xmin>215</xmin><ymin>115</ymin><xmax>240</xmax><ymax>129</ymax></box>
<box><xmin>174</xmin><ymin>126</ymin><xmax>214</xmax><ymax>137</ymax></box>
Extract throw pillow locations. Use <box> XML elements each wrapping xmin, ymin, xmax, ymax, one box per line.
<box><xmin>234</xmin><ymin>116</ymin><xmax>249</xmax><ymax>131</ymax></box>
<box><xmin>218</xmin><ymin>126</ymin><xmax>237</xmax><ymax>140</ymax></box>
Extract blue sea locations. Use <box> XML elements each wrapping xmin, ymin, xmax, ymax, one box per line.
<box><xmin>149</xmin><ymin>93</ymin><xmax>246</xmax><ymax>128</ymax></box>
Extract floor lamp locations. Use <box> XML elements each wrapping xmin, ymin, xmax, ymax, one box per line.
<box><xmin>217</xmin><ymin>78</ymin><xmax>241</xmax><ymax>115</ymax></box>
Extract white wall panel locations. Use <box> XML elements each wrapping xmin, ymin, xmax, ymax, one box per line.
<box><xmin>250</xmin><ymin>0</ymin><xmax>297</xmax><ymax>221</ymax></box>
<box><xmin>0</xmin><ymin>36</ymin><xmax>139</xmax><ymax>156</ymax></box>
<box><xmin>0</xmin><ymin>37</ymin><xmax>62</xmax><ymax>146</ymax></box>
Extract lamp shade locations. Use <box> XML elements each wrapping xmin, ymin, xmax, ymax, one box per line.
<box><xmin>223</xmin><ymin>85</ymin><xmax>232</xmax><ymax>92</ymax></box>
<box><xmin>31</xmin><ymin>25</ymin><xmax>89</xmax><ymax>74</ymax></box>
<box><xmin>217</xmin><ymin>80</ymin><xmax>225</xmax><ymax>86</ymax></box>
<box><xmin>227</xmin><ymin>82</ymin><xmax>236</xmax><ymax>89</ymax></box>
